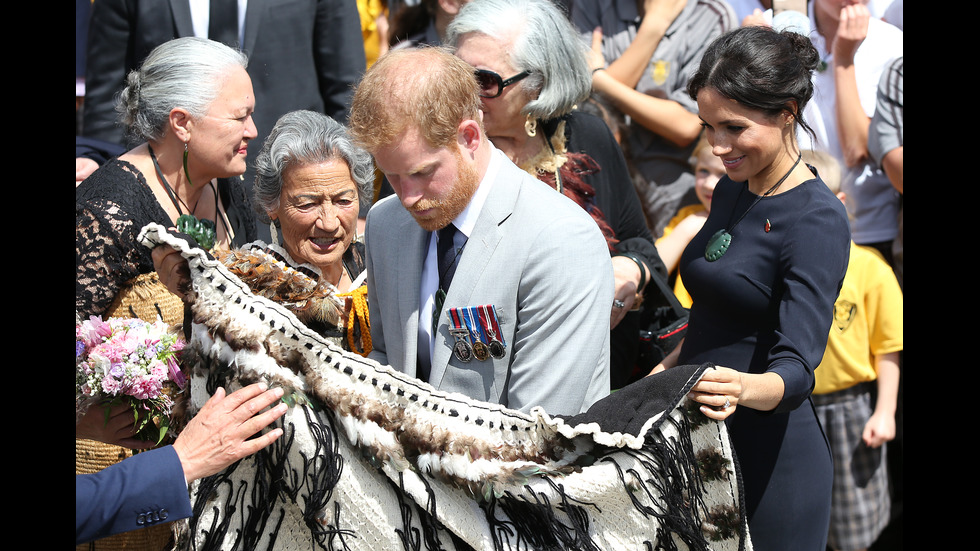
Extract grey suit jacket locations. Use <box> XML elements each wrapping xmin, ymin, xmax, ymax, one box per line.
<box><xmin>365</xmin><ymin>151</ymin><xmax>613</xmax><ymax>416</ymax></box>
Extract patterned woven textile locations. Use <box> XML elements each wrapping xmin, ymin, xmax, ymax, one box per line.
<box><xmin>139</xmin><ymin>224</ymin><xmax>752</xmax><ymax>551</ymax></box>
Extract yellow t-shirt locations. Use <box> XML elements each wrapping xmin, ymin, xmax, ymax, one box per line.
<box><xmin>813</xmin><ymin>243</ymin><xmax>904</xmax><ymax>395</ymax></box>
<box><xmin>655</xmin><ymin>204</ymin><xmax>705</xmax><ymax>308</ymax></box>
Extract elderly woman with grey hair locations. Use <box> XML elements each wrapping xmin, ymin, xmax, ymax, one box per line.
<box><xmin>153</xmin><ymin>109</ymin><xmax>377</xmax><ymax>354</ymax></box>
<box><xmin>445</xmin><ymin>0</ymin><xmax>667</xmax><ymax>389</ymax></box>
<box><xmin>252</xmin><ymin>110</ymin><xmax>375</xmax><ymax>291</ymax></box>
<box><xmin>77</xmin><ymin>36</ymin><xmax>258</xmax><ymax>326</ymax></box>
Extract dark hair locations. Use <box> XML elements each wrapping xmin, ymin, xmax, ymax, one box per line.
<box><xmin>687</xmin><ymin>26</ymin><xmax>820</xmax><ymax>141</ymax></box>
<box><xmin>387</xmin><ymin>0</ymin><xmax>436</xmax><ymax>47</ymax></box>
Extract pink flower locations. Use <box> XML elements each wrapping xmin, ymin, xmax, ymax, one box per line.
<box><xmin>101</xmin><ymin>375</ymin><xmax>121</xmax><ymax>395</ymax></box>
<box><xmin>97</xmin><ymin>340</ymin><xmax>128</xmax><ymax>365</ymax></box>
<box><xmin>128</xmin><ymin>375</ymin><xmax>163</xmax><ymax>401</ymax></box>
<box><xmin>78</xmin><ymin>316</ymin><xmax>112</xmax><ymax>349</ymax></box>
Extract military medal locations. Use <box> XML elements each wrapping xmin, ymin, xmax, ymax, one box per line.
<box><xmin>450</xmin><ymin>330</ymin><xmax>473</xmax><ymax>362</ymax></box>
<box><xmin>462</xmin><ymin>308</ymin><xmax>490</xmax><ymax>361</ymax></box>
<box><xmin>448</xmin><ymin>309</ymin><xmax>474</xmax><ymax>362</ymax></box>
<box><xmin>478</xmin><ymin>305</ymin><xmax>507</xmax><ymax>359</ymax></box>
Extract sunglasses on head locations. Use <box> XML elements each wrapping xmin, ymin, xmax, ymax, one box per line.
<box><xmin>474</xmin><ymin>69</ymin><xmax>531</xmax><ymax>98</ymax></box>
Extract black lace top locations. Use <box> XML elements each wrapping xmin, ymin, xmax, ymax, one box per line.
<box><xmin>76</xmin><ymin>159</ymin><xmax>257</xmax><ymax>318</ymax></box>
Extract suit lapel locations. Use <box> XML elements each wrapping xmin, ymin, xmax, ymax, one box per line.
<box><xmin>428</xmin><ymin>164</ymin><xmax>521</xmax><ymax>386</ymax></box>
<box><xmin>169</xmin><ymin>0</ymin><xmax>194</xmax><ymax>37</ymax></box>
<box><xmin>241</xmin><ymin>0</ymin><xmax>266</xmax><ymax>55</ymax></box>
<box><xmin>394</xmin><ymin>213</ymin><xmax>428</xmax><ymax>376</ymax></box>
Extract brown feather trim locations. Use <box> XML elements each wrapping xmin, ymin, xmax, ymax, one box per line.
<box><xmin>214</xmin><ymin>247</ymin><xmax>345</xmax><ymax>328</ymax></box>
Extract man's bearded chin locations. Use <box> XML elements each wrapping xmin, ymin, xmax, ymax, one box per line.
<box><xmin>409</xmin><ymin>154</ymin><xmax>480</xmax><ymax>232</ymax></box>
<box><xmin>409</xmin><ymin>198</ymin><xmax>447</xmax><ymax>232</ymax></box>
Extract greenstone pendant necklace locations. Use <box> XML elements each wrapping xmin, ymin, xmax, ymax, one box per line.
<box><xmin>705</xmin><ymin>153</ymin><xmax>802</xmax><ymax>262</ymax></box>
<box><xmin>148</xmin><ymin>145</ymin><xmax>218</xmax><ymax>250</ymax></box>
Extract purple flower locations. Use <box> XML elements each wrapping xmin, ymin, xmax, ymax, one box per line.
<box><xmin>108</xmin><ymin>362</ymin><xmax>125</xmax><ymax>380</ymax></box>
<box><xmin>167</xmin><ymin>355</ymin><xmax>188</xmax><ymax>389</ymax></box>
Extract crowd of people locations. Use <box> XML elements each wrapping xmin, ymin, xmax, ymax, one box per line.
<box><xmin>76</xmin><ymin>1</ymin><xmax>903</xmax><ymax>550</ymax></box>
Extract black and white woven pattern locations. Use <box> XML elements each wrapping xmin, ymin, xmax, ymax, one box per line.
<box><xmin>139</xmin><ymin>223</ymin><xmax>752</xmax><ymax>551</ymax></box>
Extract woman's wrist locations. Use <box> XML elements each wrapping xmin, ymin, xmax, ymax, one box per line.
<box><xmin>613</xmin><ymin>251</ymin><xmax>648</xmax><ymax>291</ymax></box>
<box><xmin>738</xmin><ymin>372</ymin><xmax>785</xmax><ymax>412</ymax></box>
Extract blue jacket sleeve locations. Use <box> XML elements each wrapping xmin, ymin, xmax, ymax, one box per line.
<box><xmin>76</xmin><ymin>445</ymin><xmax>193</xmax><ymax>545</ymax></box>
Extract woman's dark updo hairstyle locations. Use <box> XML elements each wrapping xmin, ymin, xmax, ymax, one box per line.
<box><xmin>687</xmin><ymin>25</ymin><xmax>820</xmax><ymax>142</ymax></box>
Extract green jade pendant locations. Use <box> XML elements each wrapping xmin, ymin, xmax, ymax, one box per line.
<box><xmin>433</xmin><ymin>288</ymin><xmax>447</xmax><ymax>333</ymax></box>
<box><xmin>176</xmin><ymin>214</ymin><xmax>217</xmax><ymax>251</ymax></box>
<box><xmin>704</xmin><ymin>229</ymin><xmax>732</xmax><ymax>262</ymax></box>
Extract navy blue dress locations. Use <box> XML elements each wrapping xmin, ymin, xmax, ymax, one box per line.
<box><xmin>677</xmin><ymin>175</ymin><xmax>850</xmax><ymax>550</ymax></box>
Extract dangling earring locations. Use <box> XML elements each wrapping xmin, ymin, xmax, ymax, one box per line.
<box><xmin>524</xmin><ymin>114</ymin><xmax>537</xmax><ymax>137</ymax></box>
<box><xmin>182</xmin><ymin>142</ymin><xmax>194</xmax><ymax>187</ymax></box>
<box><xmin>269</xmin><ymin>220</ymin><xmax>280</xmax><ymax>245</ymax></box>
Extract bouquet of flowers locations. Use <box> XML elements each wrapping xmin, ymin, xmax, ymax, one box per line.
<box><xmin>76</xmin><ymin>315</ymin><xmax>187</xmax><ymax>445</ymax></box>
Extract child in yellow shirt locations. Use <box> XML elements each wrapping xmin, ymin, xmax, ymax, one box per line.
<box><xmin>654</xmin><ymin>136</ymin><xmax>722</xmax><ymax>307</ymax></box>
<box><xmin>808</xmin><ymin>150</ymin><xmax>903</xmax><ymax>551</ymax></box>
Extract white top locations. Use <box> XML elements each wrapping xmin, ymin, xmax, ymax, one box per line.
<box><xmin>800</xmin><ymin>10</ymin><xmax>903</xmax><ymax>244</ymax></box>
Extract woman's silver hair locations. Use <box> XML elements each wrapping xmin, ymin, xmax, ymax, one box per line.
<box><xmin>253</xmin><ymin>110</ymin><xmax>376</xmax><ymax>222</ymax></box>
<box><xmin>117</xmin><ymin>37</ymin><xmax>249</xmax><ymax>142</ymax></box>
<box><xmin>445</xmin><ymin>0</ymin><xmax>592</xmax><ymax>120</ymax></box>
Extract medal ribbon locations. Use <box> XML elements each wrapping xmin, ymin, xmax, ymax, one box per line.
<box><xmin>478</xmin><ymin>305</ymin><xmax>506</xmax><ymax>346</ymax></box>
<box><xmin>448</xmin><ymin>307</ymin><xmax>467</xmax><ymax>334</ymax></box>
<box><xmin>448</xmin><ymin>307</ymin><xmax>474</xmax><ymax>362</ymax></box>
<box><xmin>462</xmin><ymin>308</ymin><xmax>486</xmax><ymax>346</ymax></box>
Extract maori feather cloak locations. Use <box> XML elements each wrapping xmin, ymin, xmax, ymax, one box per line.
<box><xmin>138</xmin><ymin>223</ymin><xmax>752</xmax><ymax>551</ymax></box>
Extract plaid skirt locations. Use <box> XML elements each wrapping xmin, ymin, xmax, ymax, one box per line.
<box><xmin>813</xmin><ymin>383</ymin><xmax>891</xmax><ymax>551</ymax></box>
